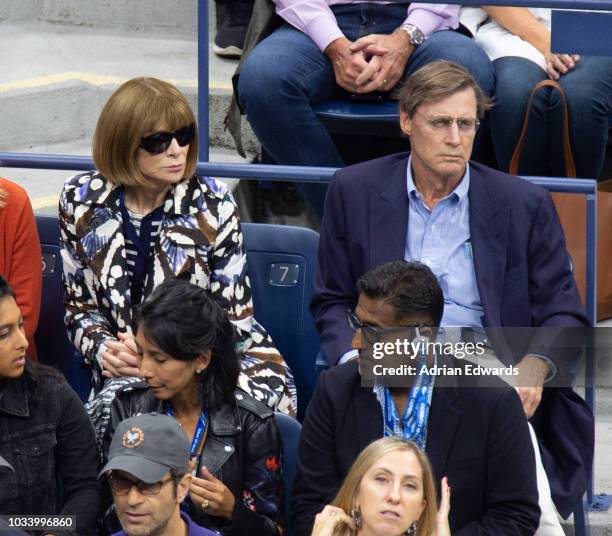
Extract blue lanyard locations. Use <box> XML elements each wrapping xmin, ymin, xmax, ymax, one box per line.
<box><xmin>382</xmin><ymin>354</ymin><xmax>434</xmax><ymax>450</ymax></box>
<box><xmin>165</xmin><ymin>404</ymin><xmax>209</xmax><ymax>464</ymax></box>
<box><xmin>165</xmin><ymin>404</ymin><xmax>209</xmax><ymax>512</ymax></box>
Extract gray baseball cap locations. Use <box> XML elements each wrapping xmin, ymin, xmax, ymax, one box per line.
<box><xmin>0</xmin><ymin>454</ymin><xmax>13</xmax><ymax>472</ymax></box>
<box><xmin>99</xmin><ymin>412</ymin><xmax>190</xmax><ymax>484</ymax></box>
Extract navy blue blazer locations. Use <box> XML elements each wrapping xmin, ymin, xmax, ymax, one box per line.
<box><xmin>290</xmin><ymin>359</ymin><xmax>540</xmax><ymax>536</ymax></box>
<box><xmin>311</xmin><ymin>152</ymin><xmax>593</xmax><ymax>517</ymax></box>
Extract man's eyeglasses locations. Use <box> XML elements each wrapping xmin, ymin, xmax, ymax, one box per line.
<box><xmin>109</xmin><ymin>473</ymin><xmax>174</xmax><ymax>496</ymax></box>
<box><xmin>347</xmin><ymin>309</ymin><xmax>426</xmax><ymax>343</ymax></box>
<box><xmin>415</xmin><ymin>111</ymin><xmax>480</xmax><ymax>134</ymax></box>
<box><xmin>139</xmin><ymin>124</ymin><xmax>195</xmax><ymax>154</ymax></box>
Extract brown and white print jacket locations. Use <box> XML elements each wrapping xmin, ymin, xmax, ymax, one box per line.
<box><xmin>59</xmin><ymin>171</ymin><xmax>296</xmax><ymax>417</ymax></box>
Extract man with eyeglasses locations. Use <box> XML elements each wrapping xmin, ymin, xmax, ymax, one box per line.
<box><xmin>99</xmin><ymin>413</ymin><xmax>216</xmax><ymax>536</ymax></box>
<box><xmin>293</xmin><ymin>260</ymin><xmax>540</xmax><ymax>535</ymax></box>
<box><xmin>312</xmin><ymin>59</ymin><xmax>592</xmax><ymax>528</ymax></box>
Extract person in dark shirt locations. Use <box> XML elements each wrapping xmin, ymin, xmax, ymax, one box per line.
<box><xmin>101</xmin><ymin>413</ymin><xmax>217</xmax><ymax>536</ymax></box>
<box><xmin>0</xmin><ymin>274</ymin><xmax>101</xmax><ymax>535</ymax></box>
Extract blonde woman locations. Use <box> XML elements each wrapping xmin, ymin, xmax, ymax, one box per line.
<box><xmin>59</xmin><ymin>77</ymin><xmax>296</xmax><ymax>442</ymax></box>
<box><xmin>312</xmin><ymin>438</ymin><xmax>451</xmax><ymax>536</ymax></box>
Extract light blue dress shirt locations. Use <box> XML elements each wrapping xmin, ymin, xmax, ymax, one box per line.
<box><xmin>404</xmin><ymin>157</ymin><xmax>484</xmax><ymax>328</ymax></box>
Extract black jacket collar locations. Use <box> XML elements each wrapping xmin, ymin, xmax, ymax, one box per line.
<box><xmin>0</xmin><ymin>371</ymin><xmax>35</xmax><ymax>418</ymax></box>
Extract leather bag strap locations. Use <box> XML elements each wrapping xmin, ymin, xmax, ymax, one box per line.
<box><xmin>508</xmin><ymin>79</ymin><xmax>576</xmax><ymax>178</ymax></box>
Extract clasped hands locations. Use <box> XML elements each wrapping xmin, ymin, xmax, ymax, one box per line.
<box><xmin>102</xmin><ymin>332</ymin><xmax>139</xmax><ymax>378</ymax></box>
<box><xmin>325</xmin><ymin>31</ymin><xmax>414</xmax><ymax>94</ymax></box>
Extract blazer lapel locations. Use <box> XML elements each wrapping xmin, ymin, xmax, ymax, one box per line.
<box><xmin>352</xmin><ymin>388</ymin><xmax>383</xmax><ymax>456</ymax></box>
<box><xmin>370</xmin><ymin>155</ymin><xmax>410</xmax><ymax>269</ymax></box>
<box><xmin>426</xmin><ymin>382</ymin><xmax>461</xmax><ymax>479</ymax></box>
<box><xmin>468</xmin><ymin>167</ymin><xmax>510</xmax><ymax>328</ymax></box>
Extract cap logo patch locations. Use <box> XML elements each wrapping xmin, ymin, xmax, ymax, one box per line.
<box><xmin>122</xmin><ymin>427</ymin><xmax>145</xmax><ymax>448</ymax></box>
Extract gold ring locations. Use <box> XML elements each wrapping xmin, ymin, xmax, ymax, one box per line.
<box><xmin>383</xmin><ymin>79</ymin><xmax>388</xmax><ymax>87</ymax></box>
<box><xmin>201</xmin><ymin>499</ymin><xmax>209</xmax><ymax>509</ymax></box>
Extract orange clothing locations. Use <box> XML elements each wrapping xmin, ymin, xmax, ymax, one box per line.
<box><xmin>0</xmin><ymin>178</ymin><xmax>42</xmax><ymax>359</ymax></box>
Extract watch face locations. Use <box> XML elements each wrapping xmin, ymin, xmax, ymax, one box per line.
<box><xmin>403</xmin><ymin>24</ymin><xmax>424</xmax><ymax>46</ymax></box>
<box><xmin>410</xmin><ymin>27</ymin><xmax>424</xmax><ymax>45</ymax></box>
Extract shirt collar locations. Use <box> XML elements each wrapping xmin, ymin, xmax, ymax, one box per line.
<box><xmin>406</xmin><ymin>156</ymin><xmax>470</xmax><ymax>204</ymax></box>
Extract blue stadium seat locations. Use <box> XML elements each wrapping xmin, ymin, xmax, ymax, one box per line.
<box><xmin>274</xmin><ymin>412</ymin><xmax>302</xmax><ymax>535</ymax></box>
<box><xmin>242</xmin><ymin>223</ymin><xmax>321</xmax><ymax>419</ymax></box>
<box><xmin>35</xmin><ymin>214</ymin><xmax>92</xmax><ymax>401</ymax></box>
<box><xmin>313</xmin><ymin>99</ymin><xmax>400</xmax><ymax>137</ymax></box>
<box><xmin>34</xmin><ymin>216</ymin><xmax>321</xmax><ymax>416</ymax></box>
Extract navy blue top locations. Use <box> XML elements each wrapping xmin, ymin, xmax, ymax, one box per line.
<box><xmin>112</xmin><ymin>511</ymin><xmax>218</xmax><ymax>536</ymax></box>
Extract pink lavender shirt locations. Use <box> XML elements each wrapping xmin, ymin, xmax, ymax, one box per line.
<box><xmin>273</xmin><ymin>1</ymin><xmax>460</xmax><ymax>52</ymax></box>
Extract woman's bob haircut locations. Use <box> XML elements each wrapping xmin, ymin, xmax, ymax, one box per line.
<box><xmin>331</xmin><ymin>437</ymin><xmax>438</xmax><ymax>536</ymax></box>
<box><xmin>92</xmin><ymin>77</ymin><xmax>198</xmax><ymax>187</ymax></box>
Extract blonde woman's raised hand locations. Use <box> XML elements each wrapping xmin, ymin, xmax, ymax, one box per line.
<box><xmin>433</xmin><ymin>477</ymin><xmax>451</xmax><ymax>536</ymax></box>
<box><xmin>312</xmin><ymin>505</ymin><xmax>355</xmax><ymax>536</ymax></box>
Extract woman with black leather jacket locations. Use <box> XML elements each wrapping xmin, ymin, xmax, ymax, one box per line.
<box><xmin>0</xmin><ymin>274</ymin><xmax>101</xmax><ymax>535</ymax></box>
<box><xmin>101</xmin><ymin>278</ymin><xmax>284</xmax><ymax>536</ymax></box>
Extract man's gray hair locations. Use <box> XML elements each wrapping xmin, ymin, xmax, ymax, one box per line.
<box><xmin>399</xmin><ymin>60</ymin><xmax>493</xmax><ymax>119</ymax></box>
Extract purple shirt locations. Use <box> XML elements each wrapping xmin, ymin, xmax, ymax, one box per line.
<box><xmin>273</xmin><ymin>0</ymin><xmax>460</xmax><ymax>51</ymax></box>
<box><xmin>112</xmin><ymin>511</ymin><xmax>218</xmax><ymax>536</ymax></box>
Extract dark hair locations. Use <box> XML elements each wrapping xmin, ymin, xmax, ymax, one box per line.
<box><xmin>170</xmin><ymin>467</ymin><xmax>187</xmax><ymax>498</ymax></box>
<box><xmin>0</xmin><ymin>274</ymin><xmax>64</xmax><ymax>386</ymax></box>
<box><xmin>356</xmin><ymin>261</ymin><xmax>444</xmax><ymax>326</ymax></box>
<box><xmin>0</xmin><ymin>274</ymin><xmax>15</xmax><ymax>301</ymax></box>
<box><xmin>134</xmin><ymin>279</ymin><xmax>240</xmax><ymax>409</ymax></box>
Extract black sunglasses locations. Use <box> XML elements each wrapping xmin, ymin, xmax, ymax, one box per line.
<box><xmin>139</xmin><ymin>124</ymin><xmax>195</xmax><ymax>154</ymax></box>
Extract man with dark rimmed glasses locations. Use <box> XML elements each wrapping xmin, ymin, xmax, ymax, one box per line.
<box><xmin>292</xmin><ymin>260</ymin><xmax>540</xmax><ymax>536</ymax></box>
<box><xmin>99</xmin><ymin>413</ymin><xmax>216</xmax><ymax>536</ymax></box>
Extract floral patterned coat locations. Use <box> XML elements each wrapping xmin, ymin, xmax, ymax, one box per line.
<box><xmin>59</xmin><ymin>171</ymin><xmax>296</xmax><ymax>416</ymax></box>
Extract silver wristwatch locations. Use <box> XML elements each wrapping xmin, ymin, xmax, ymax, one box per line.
<box><xmin>400</xmin><ymin>23</ymin><xmax>424</xmax><ymax>47</ymax></box>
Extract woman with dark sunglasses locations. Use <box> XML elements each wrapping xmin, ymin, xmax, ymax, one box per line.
<box><xmin>58</xmin><ymin>77</ymin><xmax>296</xmax><ymax>442</ymax></box>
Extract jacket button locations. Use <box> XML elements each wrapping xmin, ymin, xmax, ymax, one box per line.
<box><xmin>224</xmin><ymin>445</ymin><xmax>233</xmax><ymax>452</ymax></box>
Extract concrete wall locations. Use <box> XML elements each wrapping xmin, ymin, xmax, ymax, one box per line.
<box><xmin>0</xmin><ymin>0</ymin><xmax>197</xmax><ymax>32</ymax></box>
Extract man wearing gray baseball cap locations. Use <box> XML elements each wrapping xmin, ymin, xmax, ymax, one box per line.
<box><xmin>100</xmin><ymin>413</ymin><xmax>217</xmax><ymax>536</ymax></box>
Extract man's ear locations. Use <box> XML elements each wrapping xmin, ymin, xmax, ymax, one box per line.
<box><xmin>419</xmin><ymin>326</ymin><xmax>435</xmax><ymax>340</ymax></box>
<box><xmin>400</xmin><ymin>110</ymin><xmax>413</xmax><ymax>137</ymax></box>
<box><xmin>177</xmin><ymin>473</ymin><xmax>192</xmax><ymax>503</ymax></box>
